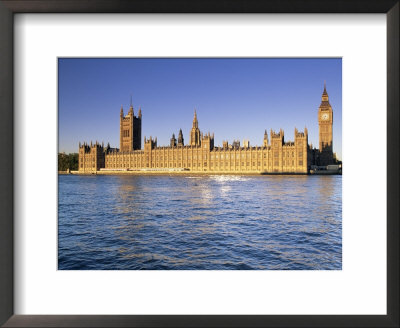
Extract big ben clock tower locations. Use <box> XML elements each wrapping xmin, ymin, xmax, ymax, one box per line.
<box><xmin>318</xmin><ymin>82</ymin><xmax>333</xmax><ymax>166</ymax></box>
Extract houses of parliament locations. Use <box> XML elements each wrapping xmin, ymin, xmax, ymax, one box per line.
<box><xmin>78</xmin><ymin>84</ymin><xmax>336</xmax><ymax>174</ymax></box>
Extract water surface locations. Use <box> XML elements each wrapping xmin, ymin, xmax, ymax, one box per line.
<box><xmin>58</xmin><ymin>174</ymin><xmax>342</xmax><ymax>270</ymax></box>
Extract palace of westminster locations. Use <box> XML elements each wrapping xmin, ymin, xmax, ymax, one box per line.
<box><xmin>78</xmin><ymin>84</ymin><xmax>337</xmax><ymax>174</ymax></box>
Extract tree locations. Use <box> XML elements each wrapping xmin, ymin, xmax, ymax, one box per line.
<box><xmin>68</xmin><ymin>153</ymin><xmax>79</xmax><ymax>170</ymax></box>
<box><xmin>58</xmin><ymin>153</ymin><xmax>79</xmax><ymax>171</ymax></box>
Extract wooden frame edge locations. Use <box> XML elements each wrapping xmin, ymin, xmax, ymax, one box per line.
<box><xmin>0</xmin><ymin>0</ymin><xmax>13</xmax><ymax>327</ymax></box>
<box><xmin>0</xmin><ymin>1</ymin><xmax>398</xmax><ymax>327</ymax></box>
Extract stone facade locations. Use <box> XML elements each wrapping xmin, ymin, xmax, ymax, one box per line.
<box><xmin>78</xmin><ymin>85</ymin><xmax>335</xmax><ymax>173</ymax></box>
<box><xmin>120</xmin><ymin>104</ymin><xmax>141</xmax><ymax>152</ymax></box>
<box><xmin>318</xmin><ymin>82</ymin><xmax>334</xmax><ymax>166</ymax></box>
<box><xmin>78</xmin><ymin>142</ymin><xmax>106</xmax><ymax>173</ymax></box>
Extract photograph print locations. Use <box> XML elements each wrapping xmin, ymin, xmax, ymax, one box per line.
<box><xmin>58</xmin><ymin>58</ymin><xmax>342</xmax><ymax>270</ymax></box>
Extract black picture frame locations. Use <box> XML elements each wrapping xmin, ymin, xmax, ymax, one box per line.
<box><xmin>0</xmin><ymin>1</ymin><xmax>398</xmax><ymax>327</ymax></box>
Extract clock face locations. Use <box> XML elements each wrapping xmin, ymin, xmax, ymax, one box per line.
<box><xmin>321</xmin><ymin>113</ymin><xmax>329</xmax><ymax>120</ymax></box>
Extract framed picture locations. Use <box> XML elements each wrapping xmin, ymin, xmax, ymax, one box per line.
<box><xmin>0</xmin><ymin>1</ymin><xmax>398</xmax><ymax>327</ymax></box>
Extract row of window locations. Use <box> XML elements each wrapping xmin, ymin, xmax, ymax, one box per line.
<box><xmin>108</xmin><ymin>148</ymin><xmax>305</xmax><ymax>157</ymax></box>
<box><xmin>106</xmin><ymin>153</ymin><xmax>303</xmax><ymax>162</ymax></box>
<box><xmin>106</xmin><ymin>160</ymin><xmax>305</xmax><ymax>169</ymax></box>
<box><xmin>80</xmin><ymin>164</ymin><xmax>96</xmax><ymax>168</ymax></box>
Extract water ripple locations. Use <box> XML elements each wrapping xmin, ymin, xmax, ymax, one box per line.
<box><xmin>58</xmin><ymin>175</ymin><xmax>342</xmax><ymax>270</ymax></box>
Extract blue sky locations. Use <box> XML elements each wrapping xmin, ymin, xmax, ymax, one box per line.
<box><xmin>58</xmin><ymin>58</ymin><xmax>342</xmax><ymax>159</ymax></box>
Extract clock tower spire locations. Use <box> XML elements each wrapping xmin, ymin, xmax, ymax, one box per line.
<box><xmin>318</xmin><ymin>82</ymin><xmax>333</xmax><ymax>166</ymax></box>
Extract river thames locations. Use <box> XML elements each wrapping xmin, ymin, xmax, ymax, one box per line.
<box><xmin>58</xmin><ymin>174</ymin><xmax>342</xmax><ymax>270</ymax></box>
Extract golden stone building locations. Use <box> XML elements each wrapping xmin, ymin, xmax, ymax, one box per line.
<box><xmin>318</xmin><ymin>82</ymin><xmax>334</xmax><ymax>166</ymax></box>
<box><xmin>79</xmin><ymin>84</ymin><xmax>335</xmax><ymax>174</ymax></box>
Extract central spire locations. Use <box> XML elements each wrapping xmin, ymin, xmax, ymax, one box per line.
<box><xmin>190</xmin><ymin>108</ymin><xmax>201</xmax><ymax>146</ymax></box>
<box><xmin>192</xmin><ymin>109</ymin><xmax>198</xmax><ymax>129</ymax></box>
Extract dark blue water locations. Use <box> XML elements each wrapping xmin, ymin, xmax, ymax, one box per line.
<box><xmin>58</xmin><ymin>174</ymin><xmax>342</xmax><ymax>270</ymax></box>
